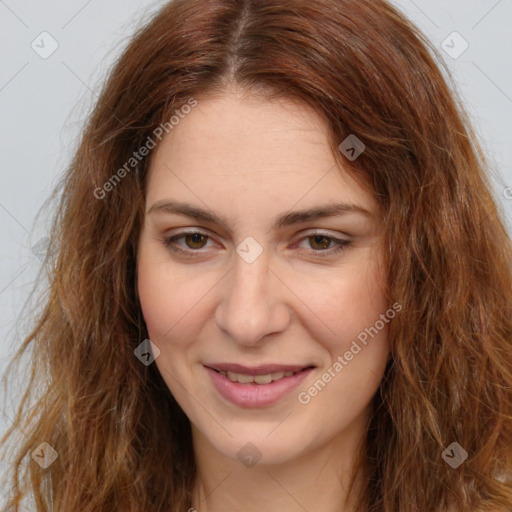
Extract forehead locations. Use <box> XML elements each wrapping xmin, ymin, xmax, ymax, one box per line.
<box><xmin>145</xmin><ymin>90</ymin><xmax>377</xmax><ymax>218</ymax></box>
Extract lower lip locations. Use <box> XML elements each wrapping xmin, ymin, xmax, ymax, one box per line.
<box><xmin>205</xmin><ymin>366</ymin><xmax>314</xmax><ymax>407</ymax></box>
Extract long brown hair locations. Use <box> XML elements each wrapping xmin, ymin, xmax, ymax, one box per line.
<box><xmin>1</xmin><ymin>0</ymin><xmax>511</xmax><ymax>510</ymax></box>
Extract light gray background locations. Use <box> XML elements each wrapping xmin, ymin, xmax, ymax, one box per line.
<box><xmin>1</xmin><ymin>0</ymin><xmax>512</xmax><ymax>498</ymax></box>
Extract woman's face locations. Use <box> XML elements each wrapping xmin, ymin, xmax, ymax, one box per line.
<box><xmin>137</xmin><ymin>88</ymin><xmax>391</xmax><ymax>466</ymax></box>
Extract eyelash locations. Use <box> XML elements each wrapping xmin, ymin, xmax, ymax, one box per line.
<box><xmin>162</xmin><ymin>231</ymin><xmax>351</xmax><ymax>258</ymax></box>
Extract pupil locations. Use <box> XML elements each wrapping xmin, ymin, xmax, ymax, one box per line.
<box><xmin>187</xmin><ymin>234</ymin><xmax>206</xmax><ymax>248</ymax></box>
<box><xmin>311</xmin><ymin>235</ymin><xmax>330</xmax><ymax>250</ymax></box>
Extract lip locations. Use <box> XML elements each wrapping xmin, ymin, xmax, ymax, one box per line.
<box><xmin>204</xmin><ymin>363</ymin><xmax>315</xmax><ymax>407</ymax></box>
<box><xmin>204</xmin><ymin>362</ymin><xmax>312</xmax><ymax>375</ymax></box>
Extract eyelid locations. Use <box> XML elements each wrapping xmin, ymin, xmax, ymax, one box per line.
<box><xmin>295</xmin><ymin>228</ymin><xmax>351</xmax><ymax>239</ymax></box>
<box><xmin>163</xmin><ymin>228</ymin><xmax>350</xmax><ymax>244</ymax></box>
<box><xmin>164</xmin><ymin>227</ymin><xmax>212</xmax><ymax>239</ymax></box>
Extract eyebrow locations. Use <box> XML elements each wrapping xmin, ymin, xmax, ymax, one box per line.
<box><xmin>147</xmin><ymin>199</ymin><xmax>372</xmax><ymax>230</ymax></box>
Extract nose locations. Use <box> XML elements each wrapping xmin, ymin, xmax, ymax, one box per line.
<box><xmin>214</xmin><ymin>248</ymin><xmax>291</xmax><ymax>347</ymax></box>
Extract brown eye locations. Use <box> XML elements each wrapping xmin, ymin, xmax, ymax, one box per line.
<box><xmin>163</xmin><ymin>231</ymin><xmax>213</xmax><ymax>254</ymax></box>
<box><xmin>184</xmin><ymin>233</ymin><xmax>208</xmax><ymax>249</ymax></box>
<box><xmin>295</xmin><ymin>233</ymin><xmax>351</xmax><ymax>257</ymax></box>
<box><xmin>308</xmin><ymin>235</ymin><xmax>332</xmax><ymax>250</ymax></box>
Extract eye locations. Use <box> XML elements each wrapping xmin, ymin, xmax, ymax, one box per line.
<box><xmin>162</xmin><ymin>230</ymin><xmax>351</xmax><ymax>258</ymax></box>
<box><xmin>295</xmin><ymin>232</ymin><xmax>351</xmax><ymax>255</ymax></box>
<box><xmin>163</xmin><ymin>231</ymin><xmax>215</xmax><ymax>254</ymax></box>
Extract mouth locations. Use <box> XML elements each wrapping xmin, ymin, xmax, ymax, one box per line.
<box><xmin>207</xmin><ymin>366</ymin><xmax>314</xmax><ymax>384</ymax></box>
<box><xmin>204</xmin><ymin>363</ymin><xmax>316</xmax><ymax>407</ymax></box>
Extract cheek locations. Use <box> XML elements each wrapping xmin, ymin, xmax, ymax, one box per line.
<box><xmin>295</xmin><ymin>258</ymin><xmax>388</xmax><ymax>352</ymax></box>
<box><xmin>137</xmin><ymin>242</ymin><xmax>218</xmax><ymax>349</ymax></box>
<box><xmin>136</xmin><ymin>242</ymin><xmax>205</xmax><ymax>343</ymax></box>
<box><xmin>137</xmin><ymin>264</ymin><xmax>175</xmax><ymax>338</ymax></box>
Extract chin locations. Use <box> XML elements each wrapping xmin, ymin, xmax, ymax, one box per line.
<box><xmin>202</xmin><ymin>423</ymin><xmax>310</xmax><ymax>467</ymax></box>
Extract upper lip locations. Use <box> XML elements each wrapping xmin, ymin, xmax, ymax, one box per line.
<box><xmin>204</xmin><ymin>363</ymin><xmax>314</xmax><ymax>375</ymax></box>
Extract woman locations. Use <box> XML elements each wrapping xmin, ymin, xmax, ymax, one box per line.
<box><xmin>1</xmin><ymin>0</ymin><xmax>511</xmax><ymax>510</ymax></box>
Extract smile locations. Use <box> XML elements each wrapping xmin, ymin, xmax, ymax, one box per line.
<box><xmin>204</xmin><ymin>363</ymin><xmax>315</xmax><ymax>407</ymax></box>
<box><xmin>214</xmin><ymin>369</ymin><xmax>296</xmax><ymax>384</ymax></box>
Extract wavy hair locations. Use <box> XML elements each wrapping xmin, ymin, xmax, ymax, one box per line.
<box><xmin>1</xmin><ymin>0</ymin><xmax>511</xmax><ymax>510</ymax></box>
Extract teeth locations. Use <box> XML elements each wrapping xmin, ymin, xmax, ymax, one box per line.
<box><xmin>237</xmin><ymin>372</ymin><xmax>254</xmax><ymax>384</ymax></box>
<box><xmin>222</xmin><ymin>370</ymin><xmax>296</xmax><ymax>384</ymax></box>
<box><xmin>254</xmin><ymin>374</ymin><xmax>272</xmax><ymax>384</ymax></box>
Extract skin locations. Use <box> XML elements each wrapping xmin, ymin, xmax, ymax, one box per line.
<box><xmin>137</xmin><ymin>84</ymin><xmax>391</xmax><ymax>512</ymax></box>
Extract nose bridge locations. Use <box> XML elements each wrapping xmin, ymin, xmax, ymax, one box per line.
<box><xmin>215</xmin><ymin>248</ymin><xmax>288</xmax><ymax>345</ymax></box>
<box><xmin>232</xmin><ymin>251</ymin><xmax>268</xmax><ymax>302</ymax></box>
